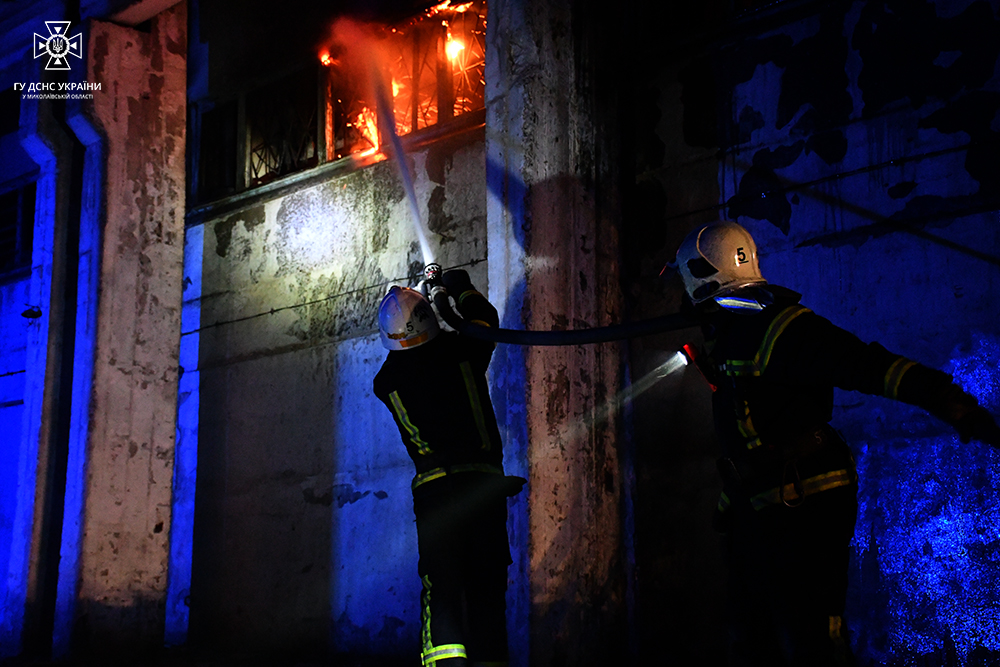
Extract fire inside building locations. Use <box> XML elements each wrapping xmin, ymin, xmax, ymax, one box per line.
<box><xmin>1</xmin><ymin>0</ymin><xmax>1000</xmax><ymax>665</ymax></box>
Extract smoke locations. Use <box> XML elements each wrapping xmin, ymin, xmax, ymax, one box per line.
<box><xmin>319</xmin><ymin>18</ymin><xmax>436</xmax><ymax>267</ymax></box>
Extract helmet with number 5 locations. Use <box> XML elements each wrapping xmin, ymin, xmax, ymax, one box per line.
<box><xmin>378</xmin><ymin>286</ymin><xmax>440</xmax><ymax>350</ymax></box>
<box><xmin>672</xmin><ymin>221</ymin><xmax>766</xmax><ymax>303</ymax></box>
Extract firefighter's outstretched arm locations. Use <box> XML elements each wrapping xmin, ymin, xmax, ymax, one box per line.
<box><xmin>896</xmin><ymin>364</ymin><xmax>1000</xmax><ymax>448</ymax></box>
<box><xmin>762</xmin><ymin>312</ymin><xmax>1000</xmax><ymax>448</ymax></box>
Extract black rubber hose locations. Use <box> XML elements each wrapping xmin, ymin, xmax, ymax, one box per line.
<box><xmin>432</xmin><ymin>290</ymin><xmax>699</xmax><ymax>345</ymax></box>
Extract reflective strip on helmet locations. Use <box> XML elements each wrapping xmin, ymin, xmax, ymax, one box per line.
<box><xmin>422</xmin><ymin>644</ymin><xmax>468</xmax><ymax>665</ymax></box>
<box><xmin>883</xmin><ymin>357</ymin><xmax>917</xmax><ymax>400</ymax></box>
<box><xmin>459</xmin><ymin>361</ymin><xmax>493</xmax><ymax>451</ymax></box>
<box><xmin>714</xmin><ymin>296</ymin><xmax>764</xmax><ymax>311</ymax></box>
<box><xmin>750</xmin><ymin>468</ymin><xmax>854</xmax><ymax>510</ymax></box>
<box><xmin>399</xmin><ymin>331</ymin><xmax>432</xmax><ymax>348</ymax></box>
<box><xmin>389</xmin><ymin>391</ymin><xmax>432</xmax><ymax>455</ymax></box>
<box><xmin>724</xmin><ymin>305</ymin><xmax>811</xmax><ymax>377</ymax></box>
<box><xmin>411</xmin><ymin>463</ymin><xmax>503</xmax><ymax>491</ymax></box>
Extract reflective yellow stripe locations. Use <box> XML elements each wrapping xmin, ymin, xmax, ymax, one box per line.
<box><xmin>884</xmin><ymin>358</ymin><xmax>917</xmax><ymax>400</ymax></box>
<box><xmin>422</xmin><ymin>644</ymin><xmax>468</xmax><ymax>665</ymax></box>
<box><xmin>457</xmin><ymin>289</ymin><xmax>482</xmax><ymax>306</ymax></box>
<box><xmin>411</xmin><ymin>463</ymin><xmax>504</xmax><ymax>491</ymax></box>
<box><xmin>735</xmin><ymin>400</ymin><xmax>762</xmax><ymax>449</ymax></box>
<box><xmin>750</xmin><ymin>468</ymin><xmax>854</xmax><ymax>510</ymax></box>
<box><xmin>725</xmin><ymin>305</ymin><xmax>811</xmax><ymax>377</ymax></box>
<box><xmin>390</xmin><ymin>391</ymin><xmax>432</xmax><ymax>455</ymax></box>
<box><xmin>829</xmin><ymin>615</ymin><xmax>843</xmax><ymax>640</ymax></box>
<box><xmin>717</xmin><ymin>491</ymin><xmax>730</xmax><ymax>513</ymax></box>
<box><xmin>421</xmin><ymin>575</ymin><xmax>433</xmax><ymax>658</ymax></box>
<box><xmin>460</xmin><ymin>361</ymin><xmax>492</xmax><ymax>451</ymax></box>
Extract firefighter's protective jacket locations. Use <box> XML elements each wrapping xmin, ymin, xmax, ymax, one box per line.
<box><xmin>701</xmin><ymin>285</ymin><xmax>963</xmax><ymax>517</ymax></box>
<box><xmin>373</xmin><ymin>285</ymin><xmax>504</xmax><ymax>494</ymax></box>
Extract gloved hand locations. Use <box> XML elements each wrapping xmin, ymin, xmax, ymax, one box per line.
<box><xmin>936</xmin><ymin>384</ymin><xmax>1000</xmax><ymax>447</ymax></box>
<box><xmin>428</xmin><ymin>284</ymin><xmax>448</xmax><ymax>304</ymax></box>
<box><xmin>442</xmin><ymin>269</ymin><xmax>474</xmax><ymax>297</ymax></box>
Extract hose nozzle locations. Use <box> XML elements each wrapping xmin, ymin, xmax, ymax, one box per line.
<box><xmin>424</xmin><ymin>263</ymin><xmax>442</xmax><ymax>284</ymax></box>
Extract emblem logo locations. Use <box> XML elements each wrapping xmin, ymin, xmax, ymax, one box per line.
<box><xmin>34</xmin><ymin>21</ymin><xmax>82</xmax><ymax>71</ymax></box>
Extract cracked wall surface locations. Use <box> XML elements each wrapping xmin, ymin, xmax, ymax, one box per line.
<box><xmin>75</xmin><ymin>4</ymin><xmax>187</xmax><ymax>652</ymax></box>
<box><xmin>186</xmin><ymin>134</ymin><xmax>487</xmax><ymax>656</ymax></box>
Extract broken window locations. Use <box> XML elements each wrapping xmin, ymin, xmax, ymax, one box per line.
<box><xmin>0</xmin><ymin>181</ymin><xmax>36</xmax><ymax>280</ymax></box>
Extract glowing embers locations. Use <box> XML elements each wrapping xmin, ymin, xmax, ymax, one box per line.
<box><xmin>318</xmin><ymin>0</ymin><xmax>486</xmax><ymax>160</ymax></box>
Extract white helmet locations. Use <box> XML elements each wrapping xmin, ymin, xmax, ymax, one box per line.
<box><xmin>673</xmin><ymin>221</ymin><xmax>766</xmax><ymax>303</ymax></box>
<box><xmin>378</xmin><ymin>286</ymin><xmax>440</xmax><ymax>350</ymax></box>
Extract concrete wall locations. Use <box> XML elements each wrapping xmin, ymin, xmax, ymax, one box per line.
<box><xmin>185</xmin><ymin>133</ymin><xmax>488</xmax><ymax>660</ymax></box>
<box><xmin>632</xmin><ymin>0</ymin><xmax>1000</xmax><ymax>664</ymax></box>
<box><xmin>485</xmin><ymin>0</ymin><xmax>631</xmax><ymax>664</ymax></box>
<box><xmin>68</xmin><ymin>3</ymin><xmax>187</xmax><ymax>655</ymax></box>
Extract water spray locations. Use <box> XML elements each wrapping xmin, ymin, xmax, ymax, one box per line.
<box><xmin>371</xmin><ymin>66</ymin><xmax>436</xmax><ymax>268</ymax></box>
<box><xmin>359</xmin><ymin>47</ymin><xmax>699</xmax><ymax>345</ymax></box>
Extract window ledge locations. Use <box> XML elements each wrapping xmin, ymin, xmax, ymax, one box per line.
<box><xmin>185</xmin><ymin>108</ymin><xmax>486</xmax><ymax>227</ymax></box>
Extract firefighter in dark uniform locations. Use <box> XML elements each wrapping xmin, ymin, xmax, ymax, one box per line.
<box><xmin>669</xmin><ymin>222</ymin><xmax>1000</xmax><ymax>667</ymax></box>
<box><xmin>373</xmin><ymin>268</ymin><xmax>523</xmax><ymax>667</ymax></box>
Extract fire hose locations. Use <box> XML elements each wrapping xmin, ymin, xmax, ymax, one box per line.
<box><xmin>423</xmin><ymin>264</ymin><xmax>699</xmax><ymax>346</ymax></box>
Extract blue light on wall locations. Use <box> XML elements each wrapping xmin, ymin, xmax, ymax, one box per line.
<box><xmin>165</xmin><ymin>223</ymin><xmax>204</xmax><ymax>646</ymax></box>
<box><xmin>850</xmin><ymin>334</ymin><xmax>1000</xmax><ymax>664</ymax></box>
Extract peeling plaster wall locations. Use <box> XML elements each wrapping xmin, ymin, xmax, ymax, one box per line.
<box><xmin>486</xmin><ymin>0</ymin><xmax>630</xmax><ymax>664</ymax></box>
<box><xmin>186</xmin><ymin>135</ymin><xmax>487</xmax><ymax>658</ymax></box>
<box><xmin>632</xmin><ymin>0</ymin><xmax>1000</xmax><ymax>664</ymax></box>
<box><xmin>72</xmin><ymin>4</ymin><xmax>187</xmax><ymax>653</ymax></box>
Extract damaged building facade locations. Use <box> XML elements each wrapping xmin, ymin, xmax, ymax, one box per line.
<box><xmin>0</xmin><ymin>0</ymin><xmax>999</xmax><ymax>665</ymax></box>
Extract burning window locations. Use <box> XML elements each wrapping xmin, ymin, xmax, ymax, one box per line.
<box><xmin>190</xmin><ymin>1</ymin><xmax>486</xmax><ymax>205</ymax></box>
<box><xmin>321</xmin><ymin>0</ymin><xmax>486</xmax><ymax>159</ymax></box>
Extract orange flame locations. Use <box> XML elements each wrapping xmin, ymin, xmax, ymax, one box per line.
<box><xmin>445</xmin><ymin>37</ymin><xmax>465</xmax><ymax>60</ymax></box>
<box><xmin>352</xmin><ymin>106</ymin><xmax>379</xmax><ymax>155</ymax></box>
<box><xmin>424</xmin><ymin>0</ymin><xmax>474</xmax><ymax>18</ymax></box>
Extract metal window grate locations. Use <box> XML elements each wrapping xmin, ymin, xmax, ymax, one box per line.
<box><xmin>246</xmin><ymin>67</ymin><xmax>319</xmax><ymax>188</ymax></box>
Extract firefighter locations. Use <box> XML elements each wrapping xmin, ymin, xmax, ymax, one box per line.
<box><xmin>668</xmin><ymin>221</ymin><xmax>1000</xmax><ymax>667</ymax></box>
<box><xmin>373</xmin><ymin>268</ymin><xmax>523</xmax><ymax>667</ymax></box>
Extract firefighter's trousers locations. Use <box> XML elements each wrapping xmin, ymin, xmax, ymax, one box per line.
<box><xmin>413</xmin><ymin>472</ymin><xmax>511</xmax><ymax>666</ymax></box>
<box><xmin>726</xmin><ymin>484</ymin><xmax>858</xmax><ymax>667</ymax></box>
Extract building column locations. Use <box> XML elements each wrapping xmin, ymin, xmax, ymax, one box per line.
<box><xmin>486</xmin><ymin>0</ymin><xmax>630</xmax><ymax>664</ymax></box>
<box><xmin>69</xmin><ymin>3</ymin><xmax>187</xmax><ymax>655</ymax></box>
